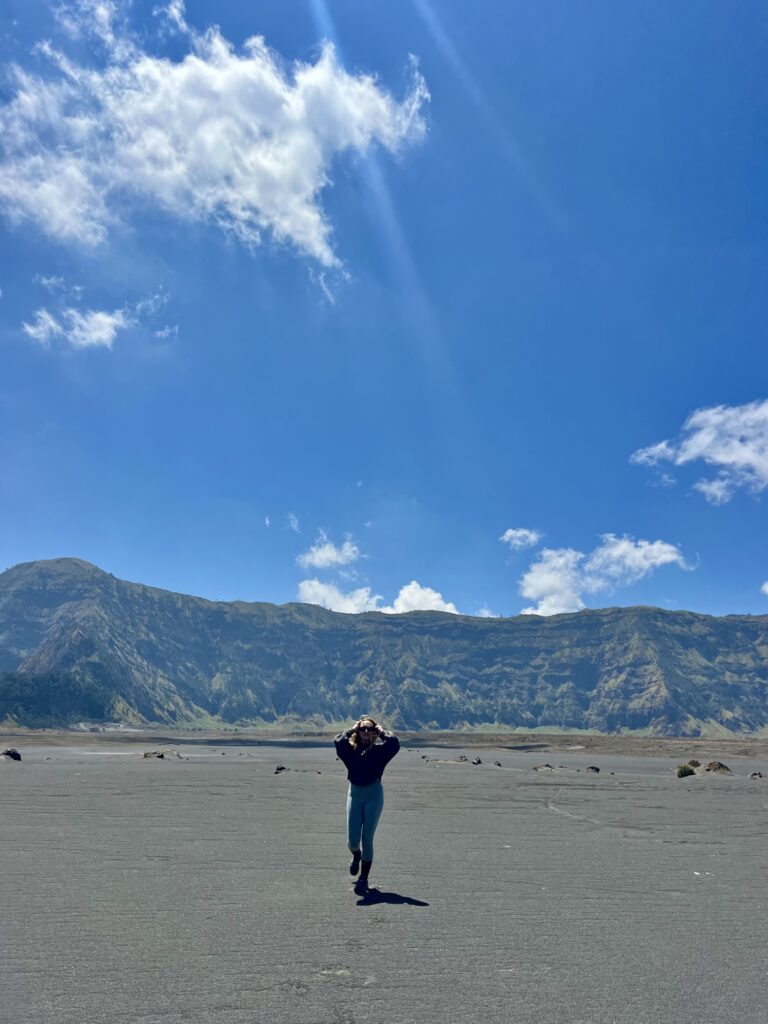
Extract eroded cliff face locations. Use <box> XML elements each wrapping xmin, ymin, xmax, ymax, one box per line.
<box><xmin>2</xmin><ymin>558</ymin><xmax>767</xmax><ymax>735</ymax></box>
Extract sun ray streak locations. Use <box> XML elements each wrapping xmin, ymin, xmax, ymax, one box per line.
<box><xmin>307</xmin><ymin>0</ymin><xmax>468</xmax><ymax>437</ymax></box>
<box><xmin>412</xmin><ymin>0</ymin><xmax>566</xmax><ymax>231</ymax></box>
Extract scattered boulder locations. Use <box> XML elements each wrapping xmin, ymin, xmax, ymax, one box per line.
<box><xmin>494</xmin><ymin>761</ymin><xmax>502</xmax><ymax>767</ymax></box>
<box><xmin>687</xmin><ymin>759</ymin><xmax>701</xmax><ymax>768</ymax></box>
<box><xmin>458</xmin><ymin>755</ymin><xmax>468</xmax><ymax>762</ymax></box>
<box><xmin>676</xmin><ymin>763</ymin><xmax>696</xmax><ymax>778</ymax></box>
<box><xmin>533</xmin><ymin>763</ymin><xmax>555</xmax><ymax>772</ymax></box>
<box><xmin>143</xmin><ymin>749</ymin><xmax>182</xmax><ymax>760</ymax></box>
<box><xmin>586</xmin><ymin>765</ymin><xmax>600</xmax><ymax>774</ymax></box>
<box><xmin>471</xmin><ymin>758</ymin><xmax>482</xmax><ymax>766</ymax></box>
<box><xmin>274</xmin><ymin>765</ymin><xmax>286</xmax><ymax>774</ymax></box>
<box><xmin>2</xmin><ymin>748</ymin><xmax>21</xmax><ymax>761</ymax></box>
<box><xmin>703</xmin><ymin>761</ymin><xmax>732</xmax><ymax>775</ymax></box>
<box><xmin>749</xmin><ymin>771</ymin><xmax>762</xmax><ymax>780</ymax></box>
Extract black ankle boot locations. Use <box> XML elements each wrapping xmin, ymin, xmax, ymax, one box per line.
<box><xmin>349</xmin><ymin>849</ymin><xmax>361</xmax><ymax>876</ymax></box>
<box><xmin>355</xmin><ymin>860</ymin><xmax>372</xmax><ymax>893</ymax></box>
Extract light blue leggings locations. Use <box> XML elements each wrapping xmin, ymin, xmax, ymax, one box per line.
<box><xmin>346</xmin><ymin>781</ymin><xmax>384</xmax><ymax>860</ymax></box>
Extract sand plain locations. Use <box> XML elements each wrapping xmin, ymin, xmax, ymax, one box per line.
<box><xmin>2</xmin><ymin>735</ymin><xmax>767</xmax><ymax>1024</ymax></box>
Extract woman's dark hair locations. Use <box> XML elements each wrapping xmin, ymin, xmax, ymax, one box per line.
<box><xmin>348</xmin><ymin>716</ymin><xmax>379</xmax><ymax>752</ymax></box>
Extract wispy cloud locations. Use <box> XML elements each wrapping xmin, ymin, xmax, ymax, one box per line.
<box><xmin>287</xmin><ymin>512</ymin><xmax>300</xmax><ymax>533</ymax></box>
<box><xmin>34</xmin><ymin>274</ymin><xmax>65</xmax><ymax>292</ymax></box>
<box><xmin>761</xmin><ymin>581</ymin><xmax>768</xmax><ymax>597</ymax></box>
<box><xmin>34</xmin><ymin>274</ymin><xmax>84</xmax><ymax>299</ymax></box>
<box><xmin>296</xmin><ymin>531</ymin><xmax>360</xmax><ymax>570</ymax></box>
<box><xmin>0</xmin><ymin>0</ymin><xmax>428</xmax><ymax>266</ymax></box>
<box><xmin>153</xmin><ymin>324</ymin><xmax>178</xmax><ymax>340</ymax></box>
<box><xmin>519</xmin><ymin>533</ymin><xmax>691</xmax><ymax>616</ymax></box>
<box><xmin>631</xmin><ymin>400</ymin><xmax>768</xmax><ymax>505</ymax></box>
<box><xmin>499</xmin><ymin>527</ymin><xmax>541</xmax><ymax>550</ymax></box>
<box><xmin>475</xmin><ymin>605</ymin><xmax>497</xmax><ymax>618</ymax></box>
<box><xmin>54</xmin><ymin>0</ymin><xmax>130</xmax><ymax>59</ymax></box>
<box><xmin>22</xmin><ymin>305</ymin><xmax>132</xmax><ymax>349</ymax></box>
<box><xmin>21</xmin><ymin>287</ymin><xmax>169</xmax><ymax>350</ymax></box>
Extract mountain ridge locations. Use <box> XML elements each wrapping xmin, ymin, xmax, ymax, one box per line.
<box><xmin>1</xmin><ymin>558</ymin><xmax>767</xmax><ymax>735</ymax></box>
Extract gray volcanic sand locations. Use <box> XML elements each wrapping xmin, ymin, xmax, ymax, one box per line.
<box><xmin>2</xmin><ymin>742</ymin><xmax>767</xmax><ymax>1024</ymax></box>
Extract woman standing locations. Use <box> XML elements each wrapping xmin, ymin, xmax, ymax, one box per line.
<box><xmin>334</xmin><ymin>717</ymin><xmax>400</xmax><ymax>892</ymax></box>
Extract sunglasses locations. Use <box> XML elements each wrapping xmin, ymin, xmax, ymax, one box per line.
<box><xmin>358</xmin><ymin>725</ymin><xmax>375</xmax><ymax>733</ymax></box>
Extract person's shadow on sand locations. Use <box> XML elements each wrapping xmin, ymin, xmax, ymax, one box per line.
<box><xmin>355</xmin><ymin>888</ymin><xmax>429</xmax><ymax>907</ymax></box>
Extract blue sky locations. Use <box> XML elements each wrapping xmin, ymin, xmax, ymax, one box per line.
<box><xmin>1</xmin><ymin>0</ymin><xmax>767</xmax><ymax>617</ymax></box>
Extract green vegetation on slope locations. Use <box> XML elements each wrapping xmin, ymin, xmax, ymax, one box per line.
<box><xmin>1</xmin><ymin>558</ymin><xmax>767</xmax><ymax>735</ymax></box>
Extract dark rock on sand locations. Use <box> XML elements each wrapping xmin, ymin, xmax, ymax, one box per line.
<box><xmin>586</xmin><ymin>765</ymin><xmax>600</xmax><ymax>773</ymax></box>
<box><xmin>274</xmin><ymin>765</ymin><xmax>286</xmax><ymax>774</ymax></box>
<box><xmin>749</xmin><ymin>771</ymin><xmax>762</xmax><ymax>779</ymax></box>
<box><xmin>703</xmin><ymin>760</ymin><xmax>732</xmax><ymax>775</ymax></box>
<box><xmin>471</xmin><ymin>758</ymin><xmax>482</xmax><ymax>765</ymax></box>
<box><xmin>2</xmin><ymin>748</ymin><xmax>21</xmax><ymax>761</ymax></box>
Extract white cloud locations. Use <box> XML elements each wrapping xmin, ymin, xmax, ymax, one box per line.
<box><xmin>0</xmin><ymin>2</ymin><xmax>428</xmax><ymax>266</ymax></box>
<box><xmin>630</xmin><ymin>440</ymin><xmax>675</xmax><ymax>466</ymax></box>
<box><xmin>381</xmin><ymin>580</ymin><xmax>459</xmax><ymax>614</ymax></box>
<box><xmin>691</xmin><ymin>477</ymin><xmax>733</xmax><ymax>506</ymax></box>
<box><xmin>287</xmin><ymin>512</ymin><xmax>300</xmax><ymax>533</ymax></box>
<box><xmin>520</xmin><ymin>548</ymin><xmax>585</xmax><ymax>616</ymax></box>
<box><xmin>761</xmin><ymin>581</ymin><xmax>768</xmax><ymax>597</ymax></box>
<box><xmin>264</xmin><ymin>515</ymin><xmax>270</xmax><ymax>527</ymax></box>
<box><xmin>582</xmin><ymin>534</ymin><xmax>689</xmax><ymax>587</ymax></box>
<box><xmin>297</xmin><ymin>576</ymin><xmax>459</xmax><ymax>614</ymax></box>
<box><xmin>296</xmin><ymin>531</ymin><xmax>360</xmax><ymax>569</ymax></box>
<box><xmin>520</xmin><ymin>534</ymin><xmax>691</xmax><ymax>616</ymax></box>
<box><xmin>298</xmin><ymin>578</ymin><xmax>381</xmax><ymax>614</ymax></box>
<box><xmin>475</xmin><ymin>605</ymin><xmax>497</xmax><ymax>618</ymax></box>
<box><xmin>65</xmin><ymin>307</ymin><xmax>132</xmax><ymax>348</ymax></box>
<box><xmin>499</xmin><ymin>527</ymin><xmax>541</xmax><ymax>550</ymax></box>
<box><xmin>631</xmin><ymin>400</ymin><xmax>768</xmax><ymax>504</ymax></box>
